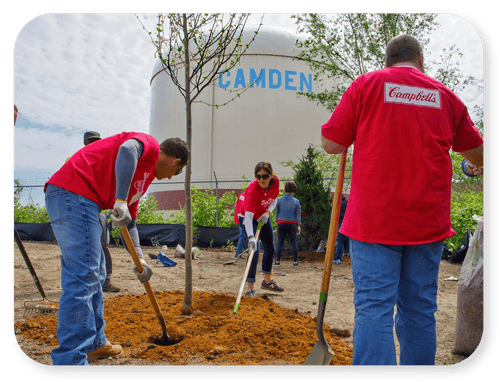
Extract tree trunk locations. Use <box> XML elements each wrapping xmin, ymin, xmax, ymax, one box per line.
<box><xmin>181</xmin><ymin>13</ymin><xmax>193</xmax><ymax>316</ymax></box>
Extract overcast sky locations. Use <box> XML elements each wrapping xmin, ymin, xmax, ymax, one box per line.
<box><xmin>12</xmin><ymin>13</ymin><xmax>484</xmax><ymax>184</ymax></box>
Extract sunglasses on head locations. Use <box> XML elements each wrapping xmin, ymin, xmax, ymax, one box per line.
<box><xmin>255</xmin><ymin>173</ymin><xmax>270</xmax><ymax>180</ymax></box>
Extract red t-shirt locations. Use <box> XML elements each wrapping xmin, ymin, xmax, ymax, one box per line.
<box><xmin>45</xmin><ymin>132</ymin><xmax>160</xmax><ymax>219</ymax></box>
<box><xmin>243</xmin><ymin>177</ymin><xmax>280</xmax><ymax>220</ymax></box>
<box><xmin>234</xmin><ymin>192</ymin><xmax>245</xmax><ymax>224</ymax></box>
<box><xmin>322</xmin><ymin>67</ymin><xmax>483</xmax><ymax>245</ymax></box>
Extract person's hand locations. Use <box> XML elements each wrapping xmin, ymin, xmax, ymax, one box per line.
<box><xmin>248</xmin><ymin>237</ymin><xmax>257</xmax><ymax>252</ymax></box>
<box><xmin>257</xmin><ymin>212</ymin><xmax>270</xmax><ymax>225</ymax></box>
<box><xmin>297</xmin><ymin>226</ymin><xmax>301</xmax><ymax>235</ymax></box>
<box><xmin>133</xmin><ymin>258</ymin><xmax>152</xmax><ymax>283</ymax></box>
<box><xmin>111</xmin><ymin>199</ymin><xmax>132</xmax><ymax>229</ymax></box>
<box><xmin>461</xmin><ymin>159</ymin><xmax>483</xmax><ymax>177</ymax></box>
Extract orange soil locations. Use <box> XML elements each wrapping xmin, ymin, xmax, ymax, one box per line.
<box><xmin>15</xmin><ymin>290</ymin><xmax>353</xmax><ymax>365</ymax></box>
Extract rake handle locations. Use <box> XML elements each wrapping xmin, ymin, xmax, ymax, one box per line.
<box><xmin>234</xmin><ymin>221</ymin><xmax>263</xmax><ymax>314</ymax></box>
<box><xmin>15</xmin><ymin>227</ymin><xmax>48</xmax><ymax>299</ymax></box>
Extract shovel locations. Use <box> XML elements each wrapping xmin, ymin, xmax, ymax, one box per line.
<box><xmin>212</xmin><ymin>221</ymin><xmax>263</xmax><ymax>326</ymax></box>
<box><xmin>120</xmin><ymin>226</ymin><xmax>179</xmax><ymax>346</ymax></box>
<box><xmin>223</xmin><ymin>249</ymin><xmax>249</xmax><ymax>265</ymax></box>
<box><xmin>305</xmin><ymin>150</ymin><xmax>347</xmax><ymax>365</ymax></box>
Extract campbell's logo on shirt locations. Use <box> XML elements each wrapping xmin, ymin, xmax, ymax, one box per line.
<box><xmin>385</xmin><ymin>83</ymin><xmax>441</xmax><ymax>109</ymax></box>
<box><xmin>129</xmin><ymin>172</ymin><xmax>149</xmax><ymax>205</ymax></box>
<box><xmin>261</xmin><ymin>199</ymin><xmax>272</xmax><ymax>208</ymax></box>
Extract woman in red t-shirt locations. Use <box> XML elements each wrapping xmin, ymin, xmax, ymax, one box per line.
<box><xmin>242</xmin><ymin>162</ymin><xmax>284</xmax><ymax>297</ymax></box>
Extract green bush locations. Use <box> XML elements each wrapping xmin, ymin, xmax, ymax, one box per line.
<box><xmin>167</xmin><ymin>186</ymin><xmax>239</xmax><ymax>228</ymax></box>
<box><xmin>445</xmin><ymin>191</ymin><xmax>483</xmax><ymax>251</ymax></box>
<box><xmin>291</xmin><ymin>145</ymin><xmax>332</xmax><ymax>251</ymax></box>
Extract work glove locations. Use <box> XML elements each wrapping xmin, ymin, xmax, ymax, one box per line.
<box><xmin>248</xmin><ymin>237</ymin><xmax>257</xmax><ymax>252</ymax></box>
<box><xmin>111</xmin><ymin>199</ymin><xmax>132</xmax><ymax>229</ymax></box>
<box><xmin>297</xmin><ymin>226</ymin><xmax>301</xmax><ymax>235</ymax></box>
<box><xmin>133</xmin><ymin>258</ymin><xmax>153</xmax><ymax>284</ymax></box>
<box><xmin>257</xmin><ymin>212</ymin><xmax>269</xmax><ymax>225</ymax></box>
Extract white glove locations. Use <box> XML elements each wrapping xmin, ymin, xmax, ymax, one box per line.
<box><xmin>111</xmin><ymin>199</ymin><xmax>132</xmax><ymax>229</ymax></box>
<box><xmin>133</xmin><ymin>258</ymin><xmax>153</xmax><ymax>283</ymax></box>
<box><xmin>248</xmin><ymin>237</ymin><xmax>257</xmax><ymax>252</ymax></box>
<box><xmin>257</xmin><ymin>212</ymin><xmax>269</xmax><ymax>225</ymax></box>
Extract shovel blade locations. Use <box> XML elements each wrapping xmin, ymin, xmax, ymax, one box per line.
<box><xmin>304</xmin><ymin>340</ymin><xmax>335</xmax><ymax>365</ymax></box>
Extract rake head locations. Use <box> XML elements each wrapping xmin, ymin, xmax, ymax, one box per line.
<box><xmin>23</xmin><ymin>300</ymin><xmax>59</xmax><ymax>319</ymax></box>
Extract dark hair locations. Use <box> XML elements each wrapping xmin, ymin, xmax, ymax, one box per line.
<box><xmin>385</xmin><ymin>34</ymin><xmax>422</xmax><ymax>67</ymax></box>
<box><xmin>254</xmin><ymin>161</ymin><xmax>276</xmax><ymax>185</ymax></box>
<box><xmin>159</xmin><ymin>137</ymin><xmax>190</xmax><ymax>165</ymax></box>
<box><xmin>284</xmin><ymin>181</ymin><xmax>297</xmax><ymax>193</ymax></box>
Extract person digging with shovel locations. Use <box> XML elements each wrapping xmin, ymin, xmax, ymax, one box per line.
<box><xmin>320</xmin><ymin>34</ymin><xmax>483</xmax><ymax>365</ymax></box>
<box><xmin>44</xmin><ymin>133</ymin><xmax>189</xmax><ymax>365</ymax></box>
<box><xmin>241</xmin><ymin>161</ymin><xmax>283</xmax><ymax>297</ymax></box>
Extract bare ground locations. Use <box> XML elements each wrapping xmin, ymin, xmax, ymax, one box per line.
<box><xmin>13</xmin><ymin>240</ymin><xmax>467</xmax><ymax>366</ymax></box>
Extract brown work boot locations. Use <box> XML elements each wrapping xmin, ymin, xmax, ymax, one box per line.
<box><xmin>87</xmin><ymin>341</ymin><xmax>123</xmax><ymax>362</ymax></box>
<box><xmin>103</xmin><ymin>279</ymin><xmax>120</xmax><ymax>293</ymax></box>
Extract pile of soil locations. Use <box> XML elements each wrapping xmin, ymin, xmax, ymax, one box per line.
<box><xmin>15</xmin><ymin>290</ymin><xmax>352</xmax><ymax>365</ymax></box>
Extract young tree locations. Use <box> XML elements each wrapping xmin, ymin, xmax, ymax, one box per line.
<box><xmin>292</xmin><ymin>13</ymin><xmax>439</xmax><ymax>111</ymax></box>
<box><xmin>292</xmin><ymin>145</ymin><xmax>332</xmax><ymax>251</ymax></box>
<box><xmin>138</xmin><ymin>13</ymin><xmax>262</xmax><ymax>314</ymax></box>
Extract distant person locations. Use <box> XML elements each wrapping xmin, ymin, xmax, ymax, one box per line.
<box><xmin>45</xmin><ymin>133</ymin><xmax>189</xmax><ymax>365</ymax></box>
<box><xmin>14</xmin><ymin>104</ymin><xmax>18</xmax><ymax>125</ymax></box>
<box><xmin>233</xmin><ymin>191</ymin><xmax>248</xmax><ymax>259</ymax></box>
<box><xmin>83</xmin><ymin>131</ymin><xmax>120</xmax><ymax>292</ymax></box>
<box><xmin>333</xmin><ymin>194</ymin><xmax>349</xmax><ymax>265</ymax></box>
<box><xmin>241</xmin><ymin>162</ymin><xmax>283</xmax><ymax>297</ymax></box>
<box><xmin>321</xmin><ymin>34</ymin><xmax>483</xmax><ymax>365</ymax></box>
<box><xmin>274</xmin><ymin>181</ymin><xmax>301</xmax><ymax>267</ymax></box>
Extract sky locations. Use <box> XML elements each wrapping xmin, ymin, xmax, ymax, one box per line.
<box><xmin>10</xmin><ymin>11</ymin><xmax>486</xmax><ymax>195</ymax></box>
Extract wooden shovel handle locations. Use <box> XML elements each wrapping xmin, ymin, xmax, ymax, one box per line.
<box><xmin>120</xmin><ymin>227</ymin><xmax>167</xmax><ymax>331</ymax></box>
<box><xmin>321</xmin><ymin>150</ymin><xmax>348</xmax><ymax>294</ymax></box>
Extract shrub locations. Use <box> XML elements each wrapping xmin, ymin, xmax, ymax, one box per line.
<box><xmin>445</xmin><ymin>191</ymin><xmax>483</xmax><ymax>251</ymax></box>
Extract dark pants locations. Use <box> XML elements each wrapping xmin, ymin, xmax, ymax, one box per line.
<box><xmin>239</xmin><ymin>216</ymin><xmax>274</xmax><ymax>283</ymax></box>
<box><xmin>275</xmin><ymin>222</ymin><xmax>299</xmax><ymax>262</ymax></box>
<box><xmin>98</xmin><ymin>212</ymin><xmax>112</xmax><ymax>281</ymax></box>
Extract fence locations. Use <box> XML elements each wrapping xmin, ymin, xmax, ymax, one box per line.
<box><xmin>14</xmin><ymin>175</ymin><xmax>352</xmax><ymax>226</ymax></box>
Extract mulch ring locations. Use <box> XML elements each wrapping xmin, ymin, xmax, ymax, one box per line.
<box><xmin>15</xmin><ymin>290</ymin><xmax>352</xmax><ymax>365</ymax></box>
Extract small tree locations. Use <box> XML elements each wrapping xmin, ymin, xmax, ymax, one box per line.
<box><xmin>292</xmin><ymin>145</ymin><xmax>332</xmax><ymax>250</ymax></box>
<box><xmin>138</xmin><ymin>13</ymin><xmax>262</xmax><ymax>314</ymax></box>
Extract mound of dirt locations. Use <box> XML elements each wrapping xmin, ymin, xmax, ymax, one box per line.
<box><xmin>15</xmin><ymin>290</ymin><xmax>352</xmax><ymax>365</ymax></box>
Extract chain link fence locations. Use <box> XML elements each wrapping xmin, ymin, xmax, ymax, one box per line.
<box><xmin>14</xmin><ymin>176</ymin><xmax>351</xmax><ymax>225</ymax></box>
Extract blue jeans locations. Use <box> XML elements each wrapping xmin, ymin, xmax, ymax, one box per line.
<box><xmin>350</xmin><ymin>238</ymin><xmax>443</xmax><ymax>365</ymax></box>
<box><xmin>239</xmin><ymin>216</ymin><xmax>274</xmax><ymax>283</ymax></box>
<box><xmin>275</xmin><ymin>222</ymin><xmax>298</xmax><ymax>262</ymax></box>
<box><xmin>45</xmin><ymin>185</ymin><xmax>108</xmax><ymax>365</ymax></box>
<box><xmin>234</xmin><ymin>222</ymin><xmax>248</xmax><ymax>258</ymax></box>
<box><xmin>334</xmin><ymin>232</ymin><xmax>349</xmax><ymax>262</ymax></box>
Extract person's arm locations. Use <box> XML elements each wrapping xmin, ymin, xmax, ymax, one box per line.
<box><xmin>120</xmin><ymin>219</ymin><xmax>152</xmax><ymax>283</ymax></box>
<box><xmin>267</xmin><ymin>199</ymin><xmax>277</xmax><ymax>214</ymax></box>
<box><xmin>122</xmin><ymin>219</ymin><xmax>144</xmax><ymax>259</ymax></box>
<box><xmin>115</xmin><ymin>139</ymin><xmax>145</xmax><ymax>201</ymax></box>
<box><xmin>111</xmin><ymin>139</ymin><xmax>145</xmax><ymax>229</ymax></box>
<box><xmin>244</xmin><ymin>211</ymin><xmax>255</xmax><ymax>238</ymax></box>
<box><xmin>321</xmin><ymin>135</ymin><xmax>348</xmax><ymax>155</ymax></box>
<box><xmin>460</xmin><ymin>144</ymin><xmax>483</xmax><ymax>169</ymax></box>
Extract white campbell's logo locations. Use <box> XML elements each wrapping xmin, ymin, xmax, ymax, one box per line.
<box><xmin>385</xmin><ymin>83</ymin><xmax>441</xmax><ymax>109</ymax></box>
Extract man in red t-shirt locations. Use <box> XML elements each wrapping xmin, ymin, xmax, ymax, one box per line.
<box><xmin>45</xmin><ymin>133</ymin><xmax>189</xmax><ymax>365</ymax></box>
<box><xmin>321</xmin><ymin>35</ymin><xmax>483</xmax><ymax>365</ymax></box>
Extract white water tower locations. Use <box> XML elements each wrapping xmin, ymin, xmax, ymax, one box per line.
<box><xmin>148</xmin><ymin>25</ymin><xmax>336</xmax><ymax>209</ymax></box>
